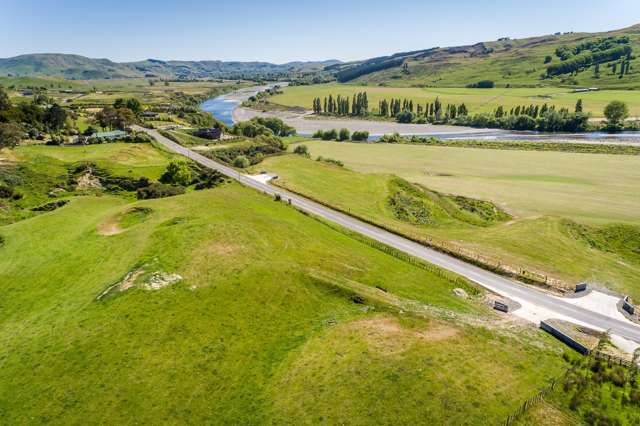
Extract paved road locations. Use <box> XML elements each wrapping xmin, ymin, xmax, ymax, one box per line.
<box><xmin>138</xmin><ymin>126</ymin><xmax>640</xmax><ymax>343</ymax></box>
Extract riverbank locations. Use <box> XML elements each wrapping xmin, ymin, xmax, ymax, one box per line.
<box><xmin>202</xmin><ymin>85</ymin><xmax>640</xmax><ymax>144</ymax></box>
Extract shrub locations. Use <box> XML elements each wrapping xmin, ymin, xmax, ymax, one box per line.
<box><xmin>312</xmin><ymin>129</ymin><xmax>324</xmax><ymax>139</ymax></box>
<box><xmin>193</xmin><ymin>169</ymin><xmax>226</xmax><ymax>190</ymax></box>
<box><xmin>233</xmin><ymin>155</ymin><xmax>251</xmax><ymax>168</ymax></box>
<box><xmin>249</xmin><ymin>117</ymin><xmax>296</xmax><ymax>137</ymax></box>
<box><xmin>293</xmin><ymin>145</ymin><xmax>310</xmax><ymax>156</ymax></box>
<box><xmin>351</xmin><ymin>131</ymin><xmax>369</xmax><ymax>141</ymax></box>
<box><xmin>232</xmin><ymin>121</ymin><xmax>273</xmax><ymax>138</ymax></box>
<box><xmin>466</xmin><ymin>80</ymin><xmax>495</xmax><ymax>88</ymax></box>
<box><xmin>0</xmin><ymin>185</ymin><xmax>15</xmax><ymax>198</ymax></box>
<box><xmin>338</xmin><ymin>128</ymin><xmax>350</xmax><ymax>141</ymax></box>
<box><xmin>136</xmin><ymin>183</ymin><xmax>185</xmax><ymax>199</ymax></box>
<box><xmin>316</xmin><ymin>156</ymin><xmax>344</xmax><ymax>167</ymax></box>
<box><xmin>379</xmin><ymin>133</ymin><xmax>403</xmax><ymax>143</ymax></box>
<box><xmin>321</xmin><ymin>129</ymin><xmax>338</xmax><ymax>141</ymax></box>
<box><xmin>160</xmin><ymin>161</ymin><xmax>193</xmax><ymax>186</ymax></box>
<box><xmin>396</xmin><ymin>110</ymin><xmax>415</xmax><ymax>123</ymax></box>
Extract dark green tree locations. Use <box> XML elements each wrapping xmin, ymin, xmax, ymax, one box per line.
<box><xmin>0</xmin><ymin>123</ymin><xmax>22</xmax><ymax>148</ymax></box>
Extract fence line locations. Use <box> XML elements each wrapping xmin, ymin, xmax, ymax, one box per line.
<box><xmin>502</xmin><ymin>351</ymin><xmax>639</xmax><ymax>425</ymax></box>
<box><xmin>279</xmin><ymin>184</ymin><xmax>570</xmax><ymax>292</ymax></box>
<box><xmin>594</xmin><ymin>350</ymin><xmax>639</xmax><ymax>371</ymax></box>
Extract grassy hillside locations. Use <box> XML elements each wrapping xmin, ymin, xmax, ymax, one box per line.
<box><xmin>334</xmin><ymin>24</ymin><xmax>640</xmax><ymax>89</ymax></box>
<box><xmin>259</xmin><ymin>149</ymin><xmax>640</xmax><ymax>297</ymax></box>
<box><xmin>0</xmin><ymin>143</ymin><xmax>570</xmax><ymax>424</ymax></box>
<box><xmin>0</xmin><ymin>143</ymin><xmax>175</xmax><ymax>225</ymax></box>
<box><xmin>0</xmin><ymin>53</ymin><xmax>339</xmax><ymax>80</ymax></box>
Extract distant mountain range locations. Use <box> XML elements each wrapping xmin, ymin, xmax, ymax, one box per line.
<box><xmin>0</xmin><ymin>53</ymin><xmax>341</xmax><ymax>80</ymax></box>
<box><xmin>3</xmin><ymin>23</ymin><xmax>640</xmax><ymax>88</ymax></box>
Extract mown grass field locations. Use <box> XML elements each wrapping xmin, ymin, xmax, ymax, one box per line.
<box><xmin>287</xmin><ymin>141</ymin><xmax>640</xmax><ymax>224</ymax></box>
<box><xmin>16</xmin><ymin>143</ymin><xmax>174</xmax><ymax>180</ymax></box>
<box><xmin>259</xmin><ymin>150</ymin><xmax>640</xmax><ymax>297</ymax></box>
<box><xmin>0</xmin><ymin>143</ymin><xmax>571</xmax><ymax>424</ymax></box>
<box><xmin>270</xmin><ymin>83</ymin><xmax>640</xmax><ymax>118</ymax></box>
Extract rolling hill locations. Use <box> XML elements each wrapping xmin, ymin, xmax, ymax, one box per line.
<box><xmin>0</xmin><ymin>53</ymin><xmax>340</xmax><ymax>80</ymax></box>
<box><xmin>328</xmin><ymin>23</ymin><xmax>640</xmax><ymax>89</ymax></box>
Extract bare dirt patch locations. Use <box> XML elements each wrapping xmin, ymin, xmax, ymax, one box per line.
<box><xmin>96</xmin><ymin>267</ymin><xmax>182</xmax><ymax>299</ymax></box>
<box><xmin>346</xmin><ymin>316</ymin><xmax>459</xmax><ymax>355</ymax></box>
<box><xmin>97</xmin><ymin>217</ymin><xmax>123</xmax><ymax>236</ymax></box>
<box><xmin>76</xmin><ymin>172</ymin><xmax>103</xmax><ymax>190</ymax></box>
<box><xmin>143</xmin><ymin>272</ymin><xmax>182</xmax><ymax>290</ymax></box>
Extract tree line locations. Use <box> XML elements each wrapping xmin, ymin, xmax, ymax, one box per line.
<box><xmin>547</xmin><ymin>36</ymin><xmax>633</xmax><ymax>77</ymax></box>
<box><xmin>312</xmin><ymin>92</ymin><xmax>369</xmax><ymax>115</ymax></box>
<box><xmin>312</xmin><ymin>92</ymin><xmax>470</xmax><ymax>123</ymax></box>
<box><xmin>0</xmin><ymin>86</ymin><xmax>69</xmax><ymax>148</ymax></box>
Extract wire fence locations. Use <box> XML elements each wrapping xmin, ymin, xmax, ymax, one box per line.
<box><xmin>502</xmin><ymin>350</ymin><xmax>639</xmax><ymax>425</ymax></box>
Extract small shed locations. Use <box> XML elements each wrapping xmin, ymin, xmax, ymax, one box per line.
<box><xmin>194</xmin><ymin>127</ymin><xmax>223</xmax><ymax>140</ymax></box>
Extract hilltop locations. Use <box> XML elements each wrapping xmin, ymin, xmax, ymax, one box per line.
<box><xmin>328</xmin><ymin>23</ymin><xmax>640</xmax><ymax>88</ymax></box>
<box><xmin>0</xmin><ymin>53</ymin><xmax>340</xmax><ymax>80</ymax></box>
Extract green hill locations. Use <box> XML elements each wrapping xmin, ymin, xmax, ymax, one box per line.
<box><xmin>0</xmin><ymin>53</ymin><xmax>340</xmax><ymax>80</ymax></box>
<box><xmin>0</xmin><ymin>142</ymin><xmax>570</xmax><ymax>424</ymax></box>
<box><xmin>330</xmin><ymin>24</ymin><xmax>640</xmax><ymax>89</ymax></box>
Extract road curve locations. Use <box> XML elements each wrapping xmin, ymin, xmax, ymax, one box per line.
<box><xmin>137</xmin><ymin>126</ymin><xmax>640</xmax><ymax>343</ymax></box>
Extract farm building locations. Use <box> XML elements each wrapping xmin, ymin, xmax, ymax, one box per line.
<box><xmin>194</xmin><ymin>127</ymin><xmax>223</xmax><ymax>140</ymax></box>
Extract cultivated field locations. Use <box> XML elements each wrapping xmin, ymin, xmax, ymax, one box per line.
<box><xmin>270</xmin><ymin>84</ymin><xmax>640</xmax><ymax>118</ymax></box>
<box><xmin>0</xmin><ymin>143</ymin><xmax>569</xmax><ymax>424</ymax></box>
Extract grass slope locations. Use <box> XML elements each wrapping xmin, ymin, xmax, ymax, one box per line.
<box><xmin>350</xmin><ymin>24</ymin><xmax>640</xmax><ymax>89</ymax></box>
<box><xmin>0</xmin><ymin>144</ymin><xmax>569</xmax><ymax>424</ymax></box>
<box><xmin>0</xmin><ymin>143</ymin><xmax>175</xmax><ymax>224</ymax></box>
<box><xmin>259</xmin><ymin>151</ymin><xmax>640</xmax><ymax>297</ymax></box>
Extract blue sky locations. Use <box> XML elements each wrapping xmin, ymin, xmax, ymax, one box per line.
<box><xmin>2</xmin><ymin>0</ymin><xmax>640</xmax><ymax>63</ymax></box>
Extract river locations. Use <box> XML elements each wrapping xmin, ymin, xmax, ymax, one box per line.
<box><xmin>201</xmin><ymin>86</ymin><xmax>640</xmax><ymax>144</ymax></box>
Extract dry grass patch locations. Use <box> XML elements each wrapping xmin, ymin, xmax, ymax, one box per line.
<box><xmin>346</xmin><ymin>316</ymin><xmax>459</xmax><ymax>355</ymax></box>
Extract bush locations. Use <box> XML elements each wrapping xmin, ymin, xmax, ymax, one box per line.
<box><xmin>193</xmin><ymin>169</ymin><xmax>226</xmax><ymax>190</ymax></box>
<box><xmin>232</xmin><ymin>121</ymin><xmax>273</xmax><ymax>138</ymax></box>
<box><xmin>351</xmin><ymin>131</ymin><xmax>369</xmax><ymax>141</ymax></box>
<box><xmin>379</xmin><ymin>133</ymin><xmax>403</xmax><ymax>143</ymax></box>
<box><xmin>396</xmin><ymin>110</ymin><xmax>415</xmax><ymax>123</ymax></box>
<box><xmin>249</xmin><ymin>117</ymin><xmax>296</xmax><ymax>137</ymax></box>
<box><xmin>160</xmin><ymin>161</ymin><xmax>193</xmax><ymax>186</ymax></box>
<box><xmin>233</xmin><ymin>155</ymin><xmax>251</xmax><ymax>168</ymax></box>
<box><xmin>466</xmin><ymin>80</ymin><xmax>495</xmax><ymax>88</ymax></box>
<box><xmin>0</xmin><ymin>185</ymin><xmax>15</xmax><ymax>198</ymax></box>
<box><xmin>136</xmin><ymin>183</ymin><xmax>185</xmax><ymax>199</ymax></box>
<box><xmin>312</xmin><ymin>129</ymin><xmax>324</xmax><ymax>139</ymax></box>
<box><xmin>293</xmin><ymin>145</ymin><xmax>310</xmax><ymax>156</ymax></box>
<box><xmin>338</xmin><ymin>128</ymin><xmax>350</xmax><ymax>141</ymax></box>
<box><xmin>321</xmin><ymin>129</ymin><xmax>338</xmax><ymax>141</ymax></box>
<box><xmin>316</xmin><ymin>156</ymin><xmax>344</xmax><ymax>167</ymax></box>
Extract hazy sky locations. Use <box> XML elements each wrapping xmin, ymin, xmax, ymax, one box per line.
<box><xmin>2</xmin><ymin>0</ymin><xmax>640</xmax><ymax>63</ymax></box>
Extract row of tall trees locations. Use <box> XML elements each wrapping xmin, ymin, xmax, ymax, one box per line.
<box><xmin>312</xmin><ymin>92</ymin><xmax>471</xmax><ymax>121</ymax></box>
<box><xmin>312</xmin><ymin>92</ymin><xmax>369</xmax><ymax>115</ymax></box>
